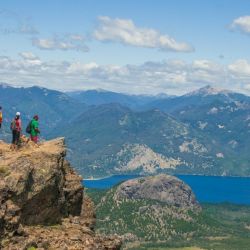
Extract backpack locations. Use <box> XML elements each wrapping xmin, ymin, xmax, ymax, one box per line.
<box><xmin>10</xmin><ymin>120</ymin><xmax>16</xmax><ymax>131</ymax></box>
<box><xmin>26</xmin><ymin>120</ymin><xmax>32</xmax><ymax>134</ymax></box>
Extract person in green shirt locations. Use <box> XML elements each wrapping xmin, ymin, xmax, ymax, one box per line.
<box><xmin>30</xmin><ymin>115</ymin><xmax>40</xmax><ymax>143</ymax></box>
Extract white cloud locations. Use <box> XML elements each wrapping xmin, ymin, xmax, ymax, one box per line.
<box><xmin>0</xmin><ymin>9</ymin><xmax>38</xmax><ymax>35</ymax></box>
<box><xmin>19</xmin><ymin>52</ymin><xmax>39</xmax><ymax>60</ymax></box>
<box><xmin>231</xmin><ymin>16</ymin><xmax>250</xmax><ymax>34</ymax></box>
<box><xmin>228</xmin><ymin>59</ymin><xmax>250</xmax><ymax>77</ymax></box>
<box><xmin>1</xmin><ymin>55</ymin><xmax>250</xmax><ymax>95</ymax></box>
<box><xmin>32</xmin><ymin>34</ymin><xmax>89</xmax><ymax>52</ymax></box>
<box><xmin>19</xmin><ymin>23</ymin><xmax>38</xmax><ymax>35</ymax></box>
<box><xmin>228</xmin><ymin>60</ymin><xmax>250</xmax><ymax>93</ymax></box>
<box><xmin>32</xmin><ymin>39</ymin><xmax>54</xmax><ymax>49</ymax></box>
<box><xmin>93</xmin><ymin>16</ymin><xmax>194</xmax><ymax>52</ymax></box>
<box><xmin>18</xmin><ymin>52</ymin><xmax>42</xmax><ymax>66</ymax></box>
<box><xmin>66</xmin><ymin>62</ymin><xmax>99</xmax><ymax>74</ymax></box>
<box><xmin>192</xmin><ymin>60</ymin><xmax>221</xmax><ymax>71</ymax></box>
<box><xmin>189</xmin><ymin>60</ymin><xmax>226</xmax><ymax>85</ymax></box>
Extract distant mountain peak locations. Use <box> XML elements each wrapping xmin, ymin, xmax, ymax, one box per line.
<box><xmin>76</xmin><ymin>88</ymin><xmax>108</xmax><ymax>93</ymax></box>
<box><xmin>185</xmin><ymin>85</ymin><xmax>232</xmax><ymax>97</ymax></box>
<box><xmin>155</xmin><ymin>93</ymin><xmax>175</xmax><ymax>99</ymax></box>
<box><xmin>95</xmin><ymin>88</ymin><xmax>109</xmax><ymax>93</ymax></box>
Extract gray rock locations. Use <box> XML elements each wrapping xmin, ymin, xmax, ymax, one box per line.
<box><xmin>114</xmin><ymin>174</ymin><xmax>201</xmax><ymax>211</ymax></box>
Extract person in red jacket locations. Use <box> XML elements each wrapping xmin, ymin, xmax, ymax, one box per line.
<box><xmin>10</xmin><ymin>112</ymin><xmax>22</xmax><ymax>150</ymax></box>
<box><xmin>0</xmin><ymin>106</ymin><xmax>2</xmax><ymax>129</ymax></box>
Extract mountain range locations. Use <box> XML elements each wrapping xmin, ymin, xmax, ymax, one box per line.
<box><xmin>1</xmin><ymin>83</ymin><xmax>250</xmax><ymax>177</ymax></box>
<box><xmin>68</xmin><ymin>88</ymin><xmax>172</xmax><ymax>110</ymax></box>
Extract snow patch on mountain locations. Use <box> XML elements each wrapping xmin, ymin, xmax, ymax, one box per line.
<box><xmin>185</xmin><ymin>85</ymin><xmax>232</xmax><ymax>97</ymax></box>
<box><xmin>218</xmin><ymin>124</ymin><xmax>225</xmax><ymax>129</ymax></box>
<box><xmin>119</xmin><ymin>114</ymin><xmax>130</xmax><ymax>126</ymax></box>
<box><xmin>207</xmin><ymin>107</ymin><xmax>219</xmax><ymax>114</ymax></box>
<box><xmin>179</xmin><ymin>139</ymin><xmax>208</xmax><ymax>154</ymax></box>
<box><xmin>216</xmin><ymin>153</ymin><xmax>224</xmax><ymax>158</ymax></box>
<box><xmin>198</xmin><ymin>121</ymin><xmax>208</xmax><ymax>130</ymax></box>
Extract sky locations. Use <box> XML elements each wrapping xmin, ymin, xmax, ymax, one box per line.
<box><xmin>1</xmin><ymin>0</ymin><xmax>250</xmax><ymax>95</ymax></box>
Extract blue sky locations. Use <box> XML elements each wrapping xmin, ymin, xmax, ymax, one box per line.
<box><xmin>1</xmin><ymin>0</ymin><xmax>250</xmax><ymax>95</ymax></box>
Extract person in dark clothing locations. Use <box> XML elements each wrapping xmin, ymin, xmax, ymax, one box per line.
<box><xmin>10</xmin><ymin>112</ymin><xmax>22</xmax><ymax>150</ymax></box>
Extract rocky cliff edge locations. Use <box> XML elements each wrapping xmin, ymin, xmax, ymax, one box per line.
<box><xmin>0</xmin><ymin>138</ymin><xmax>121</xmax><ymax>250</ymax></box>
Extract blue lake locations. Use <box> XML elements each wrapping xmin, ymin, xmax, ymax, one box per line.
<box><xmin>83</xmin><ymin>174</ymin><xmax>250</xmax><ymax>205</ymax></box>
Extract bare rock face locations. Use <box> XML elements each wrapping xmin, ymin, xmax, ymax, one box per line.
<box><xmin>114</xmin><ymin>174</ymin><xmax>201</xmax><ymax>211</ymax></box>
<box><xmin>0</xmin><ymin>138</ymin><xmax>82</xmax><ymax>233</ymax></box>
<box><xmin>0</xmin><ymin>138</ymin><xmax>121</xmax><ymax>250</ymax></box>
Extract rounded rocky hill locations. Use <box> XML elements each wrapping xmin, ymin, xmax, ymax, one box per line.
<box><xmin>114</xmin><ymin>174</ymin><xmax>201</xmax><ymax>211</ymax></box>
<box><xmin>95</xmin><ymin>174</ymin><xmax>202</xmax><ymax>243</ymax></box>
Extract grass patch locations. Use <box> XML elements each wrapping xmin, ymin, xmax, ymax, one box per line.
<box><xmin>27</xmin><ymin>247</ymin><xmax>37</xmax><ymax>250</ymax></box>
<box><xmin>0</xmin><ymin>165</ymin><xmax>9</xmax><ymax>176</ymax></box>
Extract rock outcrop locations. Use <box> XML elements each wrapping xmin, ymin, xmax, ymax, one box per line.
<box><xmin>0</xmin><ymin>138</ymin><xmax>121</xmax><ymax>250</ymax></box>
<box><xmin>114</xmin><ymin>174</ymin><xmax>201</xmax><ymax>211</ymax></box>
<box><xmin>95</xmin><ymin>174</ymin><xmax>202</xmax><ymax>244</ymax></box>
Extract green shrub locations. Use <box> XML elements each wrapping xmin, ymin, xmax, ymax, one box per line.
<box><xmin>27</xmin><ymin>247</ymin><xmax>37</xmax><ymax>250</ymax></box>
<box><xmin>0</xmin><ymin>166</ymin><xmax>9</xmax><ymax>176</ymax></box>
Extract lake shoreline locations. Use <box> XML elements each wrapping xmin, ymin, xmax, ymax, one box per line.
<box><xmin>83</xmin><ymin>174</ymin><xmax>250</xmax><ymax>205</ymax></box>
<box><xmin>83</xmin><ymin>173</ymin><xmax>250</xmax><ymax>181</ymax></box>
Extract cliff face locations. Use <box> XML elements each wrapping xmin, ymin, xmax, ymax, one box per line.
<box><xmin>0</xmin><ymin>138</ymin><xmax>121</xmax><ymax>250</ymax></box>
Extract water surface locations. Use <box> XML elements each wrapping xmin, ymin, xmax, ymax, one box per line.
<box><xmin>84</xmin><ymin>174</ymin><xmax>250</xmax><ymax>205</ymax></box>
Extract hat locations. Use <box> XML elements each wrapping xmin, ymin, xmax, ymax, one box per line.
<box><xmin>16</xmin><ymin>112</ymin><xmax>21</xmax><ymax>116</ymax></box>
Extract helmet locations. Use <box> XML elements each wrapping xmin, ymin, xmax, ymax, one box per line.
<box><xmin>16</xmin><ymin>112</ymin><xmax>21</xmax><ymax>116</ymax></box>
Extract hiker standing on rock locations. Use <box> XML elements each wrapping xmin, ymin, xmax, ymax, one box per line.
<box><xmin>0</xmin><ymin>106</ymin><xmax>2</xmax><ymax>129</ymax></box>
<box><xmin>10</xmin><ymin>112</ymin><xmax>22</xmax><ymax>150</ymax></box>
<box><xmin>29</xmin><ymin>115</ymin><xmax>40</xmax><ymax>143</ymax></box>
